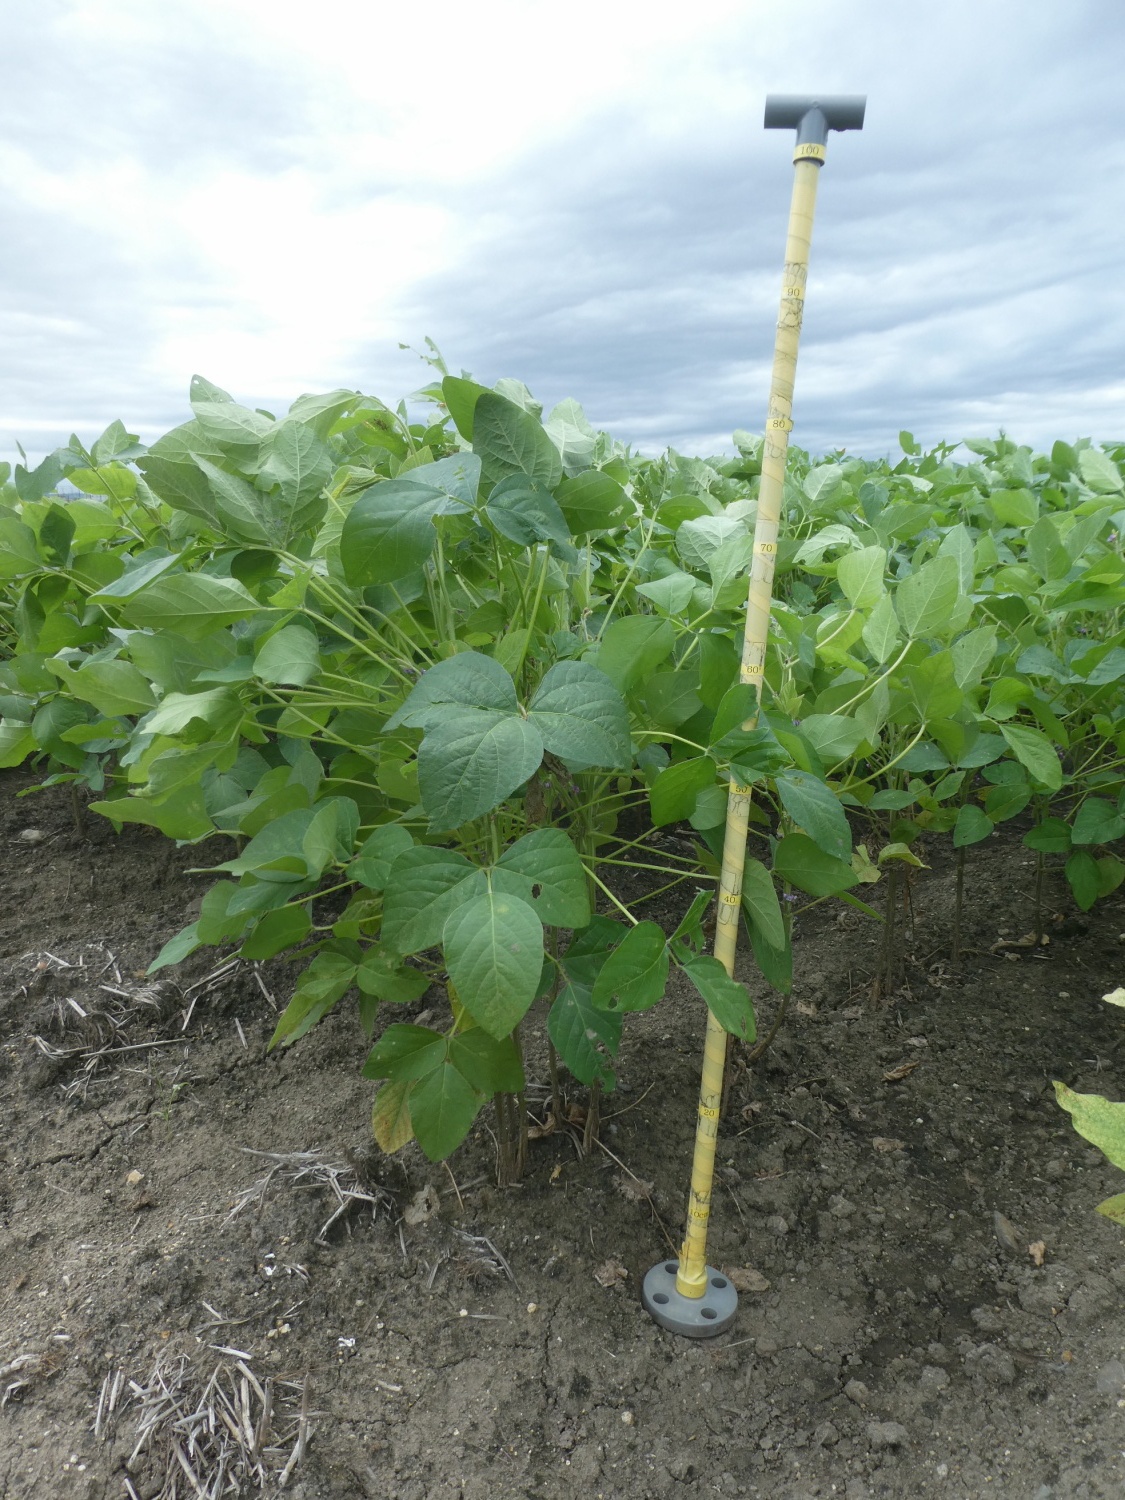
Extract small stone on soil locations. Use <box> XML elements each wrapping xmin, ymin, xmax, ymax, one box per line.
<box><xmin>866</xmin><ymin>1420</ymin><xmax>910</xmax><ymax>1449</ymax></box>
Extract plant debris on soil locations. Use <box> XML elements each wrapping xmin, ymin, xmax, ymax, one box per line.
<box><xmin>2</xmin><ymin>768</ymin><xmax>1125</xmax><ymax>1499</ymax></box>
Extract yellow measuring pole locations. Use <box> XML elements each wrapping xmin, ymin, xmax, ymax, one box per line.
<box><xmin>675</xmin><ymin>145</ymin><xmax>822</xmax><ymax>1299</ymax></box>
<box><xmin>642</xmin><ymin>95</ymin><xmax>866</xmax><ymax>1338</ymax></box>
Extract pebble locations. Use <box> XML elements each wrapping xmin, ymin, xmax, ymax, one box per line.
<box><xmin>964</xmin><ymin>1343</ymin><xmax>1016</xmax><ymax>1386</ymax></box>
<box><xmin>18</xmin><ymin>828</ymin><xmax>46</xmax><ymax>843</ymax></box>
<box><xmin>812</xmin><ymin>1420</ymin><xmax>839</xmax><ymax>1447</ymax></box>
<box><xmin>765</xmin><ymin>1215</ymin><xmax>789</xmax><ymax>1236</ymax></box>
<box><xmin>866</xmin><ymin>1420</ymin><xmax>909</xmax><ymax>1450</ymax></box>
<box><xmin>620</xmin><ymin>1410</ymin><xmax>635</xmax><ymax>1426</ymax></box>
<box><xmin>919</xmin><ymin>1365</ymin><xmax>950</xmax><ymax>1393</ymax></box>
<box><xmin>844</xmin><ymin>1378</ymin><xmax>872</xmax><ymax>1406</ymax></box>
<box><xmin>755</xmin><ymin>1335</ymin><xmax>779</xmax><ymax>1357</ymax></box>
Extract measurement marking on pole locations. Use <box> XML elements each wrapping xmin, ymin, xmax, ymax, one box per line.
<box><xmin>698</xmin><ymin>1105</ymin><xmax>720</xmax><ymax>1121</ymax></box>
<box><xmin>731</xmin><ymin>783</ymin><xmax>754</xmax><ymax>797</ymax></box>
<box><xmin>745</xmin><ymin>662</ymin><xmax>764</xmax><ymax>676</ymax></box>
<box><xmin>783</xmin><ymin>284</ymin><xmax>805</xmax><ymax>300</ymax></box>
<box><xmin>720</xmin><ymin>892</ymin><xmax>740</xmax><ymax>906</ymax></box>
<box><xmin>755</xmin><ymin>541</ymin><xmax>777</xmax><ymax>555</ymax></box>
<box><xmin>794</xmin><ymin>142</ymin><xmax>826</xmax><ymax>162</ymax></box>
<box><xmin>767</xmin><ymin>417</ymin><xmax>793</xmax><ymax>431</ymax></box>
<box><xmin>688</xmin><ymin>1205</ymin><xmax>711</xmax><ymax>1224</ymax></box>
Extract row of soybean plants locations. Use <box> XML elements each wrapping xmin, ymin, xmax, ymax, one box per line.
<box><xmin>0</xmin><ymin>370</ymin><xmax>1123</xmax><ymax>1167</ymax></box>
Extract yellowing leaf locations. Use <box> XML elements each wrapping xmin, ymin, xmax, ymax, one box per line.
<box><xmin>372</xmin><ymin>1079</ymin><xmax>415</xmax><ymax>1153</ymax></box>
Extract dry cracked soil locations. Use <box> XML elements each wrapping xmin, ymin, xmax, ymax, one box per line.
<box><xmin>2</xmin><ymin>765</ymin><xmax>1125</xmax><ymax>1499</ymax></box>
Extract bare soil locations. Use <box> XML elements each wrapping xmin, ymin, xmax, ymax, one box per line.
<box><xmin>2</xmin><ymin>767</ymin><xmax>1124</xmax><ymax>1500</ymax></box>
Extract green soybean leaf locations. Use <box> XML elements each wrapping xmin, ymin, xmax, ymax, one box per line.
<box><xmin>39</xmin><ymin>502</ymin><xmax>75</xmax><ymax>565</ymax></box>
<box><xmin>773</xmin><ymin>833</ymin><xmax>858</xmax><ymax>897</ymax></box>
<box><xmin>349</xmin><ymin>825</ymin><xmax>415</xmax><ymax>890</ymax></box>
<box><xmin>362</xmin><ymin>1024</ymin><xmax>447</xmax><ymax>1081</ymax></box>
<box><xmin>749</xmin><ymin>920</ymin><xmax>793</xmax><ymax>995</ymax></box>
<box><xmin>145</xmin><ymin>688</ymin><xmax>240</xmax><ymax>736</ymax></box>
<box><xmin>547</xmin><ymin>980</ymin><xmax>621</xmax><ymax>1088</ymax></box>
<box><xmin>147</xmin><ymin>921</ymin><xmax>203</xmax><ymax>974</ymax></box>
<box><xmin>650</xmin><ymin>756</ymin><xmax>714</xmax><ymax>826</ymax></box>
<box><xmin>741</xmin><ymin>857</ymin><xmax>786</xmax><ymax>950</ymax></box>
<box><xmin>1026</xmin><ymin>515</ymin><xmax>1070</xmax><ymax>582</ymax></box>
<box><xmin>441</xmin><ymin>376</ymin><xmax>491</xmax><ymax>440</ymax></box>
<box><xmin>473</xmin><ymin>392</ymin><xmax>562</xmax><ymax>490</ymax></box>
<box><xmin>953</xmin><ymin>805</ymin><xmax>993</xmax><ymax>848</ymax></box>
<box><xmin>192</xmin><ymin>456</ymin><xmax>271</xmax><ymax>545</ymax></box>
<box><xmin>443</xmin><ymin>890</ymin><xmax>543</xmax><ymax>1038</ymax></box>
<box><xmin>257</xmin><ymin>419</ymin><xmax>334</xmax><ymax>531</ymax></box>
<box><xmin>1065</xmin><ymin>850</ymin><xmax>1101</xmax><ymax>911</ymax></box>
<box><xmin>999</xmin><ymin>723</ymin><xmax>1063</xmax><ymax>791</ymax></box>
<box><xmin>937</xmin><ymin>523</ymin><xmax>976</xmax><ymax>593</ymax></box>
<box><xmin>120</xmin><ymin>574</ymin><xmax>259</xmax><ymax>640</ymax></box>
<box><xmin>408</xmin><ymin>1059</ymin><xmax>484</xmax><ymax>1161</ymax></box>
<box><xmin>678</xmin><ymin>954</ymin><xmax>756</xmax><ymax>1042</ymax></box>
<box><xmin>1054</xmin><ymin>1082</ymin><xmax>1125</xmax><ymax>1171</ymax></box>
<box><xmin>1077</xmin><ymin>448</ymin><xmax>1124</xmax><ymax>494</ymax></box>
<box><xmin>951</xmin><ymin>625</ymin><xmax>998</xmax><ymax>690</ymax></box>
<box><xmin>643</xmin><ymin>670</ymin><xmax>704</xmax><ymax>730</ymax></box>
<box><xmin>494</xmin><ymin>828</ymin><xmax>590</xmax><ymax>927</ymax></box>
<box><xmin>560</xmin><ymin>917</ymin><xmax>625</xmax><ymax>987</ymax></box>
<box><xmin>0</xmin><ymin>722</ymin><xmax>35</xmax><ymax>768</ymax></box>
<box><xmin>988</xmin><ymin>488</ymin><xmax>1038</xmax><ymax>527</ymax></box>
<box><xmin>776</xmin><ymin>770</ymin><xmax>852</xmax><ymax>860</ymax></box>
<box><xmin>895</xmin><ymin>555</ymin><xmax>960</xmax><ymax>638</ymax></box>
<box><xmin>0</xmin><ymin>517</ymin><xmax>41</xmax><ymax>577</ymax></box>
<box><xmin>592</xmin><ymin>922</ymin><xmax>669</xmax><ymax>1012</ymax></box>
<box><xmin>862</xmin><ymin>594</ymin><xmax>900</xmax><ymax>663</ymax></box>
<box><xmin>58</xmin><ymin>659</ymin><xmax>158</xmax><ymax>718</ymax></box>
<box><xmin>253</xmin><ymin>623</ymin><xmax>321</xmax><ymax>685</ymax></box>
<box><xmin>794</xmin><ymin>715</ymin><xmax>866</xmax><ymax>765</ymax></box>
<box><xmin>1071</xmin><ymin>797</ymin><xmax>1125</xmax><ymax>846</ymax></box>
<box><xmin>527</xmin><ymin>661</ymin><xmax>630</xmax><ymax>768</ymax></box>
<box><xmin>1096</xmin><ymin>854</ymin><xmax>1125</xmax><ymax>898</ymax></box>
<box><xmin>190</xmin><ymin>378</ymin><xmax>273</xmax><ymax>446</ymax></box>
<box><xmin>836</xmin><ymin>545</ymin><xmax>886</xmax><ymax>607</ymax></box>
<box><xmin>212</xmin><ymin>807</ymin><xmax>319</xmax><ymax>882</ymax></box>
<box><xmin>669</xmin><ymin>889</ymin><xmax>714</xmax><ymax>950</ymax></box>
<box><xmin>485</xmin><ymin>475</ymin><xmax>572</xmax><ymax>548</ymax></box>
<box><xmin>419</xmin><ymin>710</ymin><xmax>543</xmax><ymax>831</ymax></box>
<box><xmin>381</xmin><ymin>846</ymin><xmax>487</xmax><ymax>952</ymax></box>
<box><xmin>595</xmin><ymin>616</ymin><xmax>676</xmax><ymax>694</ymax></box>
<box><xmin>400</xmin><ymin>452</ymin><xmax>481</xmax><ymax>509</ymax></box>
<box><xmin>356</xmin><ymin>948</ymin><xmax>429</xmax><ymax>1005</ymax></box>
<box><xmin>636</xmin><ymin>572</ymin><xmax>697</xmax><ymax>615</ymax></box>
<box><xmin>448</xmin><ymin>1030</ymin><xmax>525</xmax><ymax>1095</ymax></box>
<box><xmin>90</xmin><ymin>786</ymin><xmax>214</xmax><ymax>842</ymax></box>
<box><xmin>268</xmin><ymin>951</ymin><xmax>357</xmax><ymax>1049</ymax></box>
<box><xmin>386</xmin><ymin>650</ymin><xmax>518</xmax><ymax>730</ymax></box>
<box><xmin>340</xmin><ymin>479</ymin><xmax>448</xmax><ymax>586</ymax></box>
<box><xmin>555</xmin><ymin>471</ymin><xmax>632</xmax><ymax>533</ymax></box>
<box><xmin>708</xmin><ymin>683</ymin><xmax>758</xmax><ymax>743</ymax></box>
<box><xmin>88</xmin><ymin>553</ymin><xmax>180</xmax><ymax>600</ymax></box>
<box><xmin>240</xmin><ymin>904</ymin><xmax>312</xmax><ymax>960</ymax></box>
<box><xmin>1023</xmin><ymin>817</ymin><xmax>1072</xmax><ymax>853</ymax></box>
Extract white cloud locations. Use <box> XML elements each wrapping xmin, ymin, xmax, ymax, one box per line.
<box><xmin>3</xmin><ymin>0</ymin><xmax>1124</xmax><ymax>467</ymax></box>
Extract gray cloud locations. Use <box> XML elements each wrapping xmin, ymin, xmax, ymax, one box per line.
<box><xmin>4</xmin><ymin>0</ymin><xmax>1124</xmax><ymax>474</ymax></box>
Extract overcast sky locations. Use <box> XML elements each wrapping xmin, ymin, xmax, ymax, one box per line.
<box><xmin>4</xmin><ymin>1</ymin><xmax>1124</xmax><ymax>472</ymax></box>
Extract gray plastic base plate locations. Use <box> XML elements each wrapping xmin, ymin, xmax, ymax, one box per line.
<box><xmin>641</xmin><ymin>1260</ymin><xmax>738</xmax><ymax>1338</ymax></box>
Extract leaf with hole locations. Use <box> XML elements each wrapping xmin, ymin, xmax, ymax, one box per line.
<box><xmin>547</xmin><ymin>980</ymin><xmax>621</xmax><ymax>1089</ymax></box>
<box><xmin>592</xmin><ymin>922</ymin><xmax>669</xmax><ymax>1012</ymax></box>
